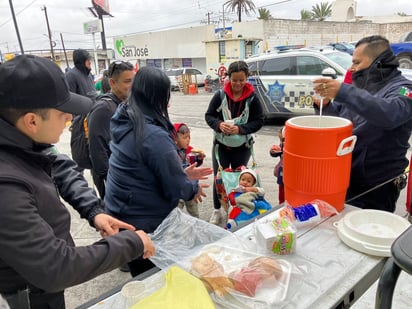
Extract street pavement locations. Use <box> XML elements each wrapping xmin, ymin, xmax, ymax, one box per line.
<box><xmin>61</xmin><ymin>89</ymin><xmax>411</xmax><ymax>308</ymax></box>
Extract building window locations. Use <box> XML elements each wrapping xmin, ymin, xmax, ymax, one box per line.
<box><xmin>219</xmin><ymin>41</ymin><xmax>226</xmax><ymax>63</ymax></box>
<box><xmin>182</xmin><ymin>58</ymin><xmax>192</xmax><ymax>67</ymax></box>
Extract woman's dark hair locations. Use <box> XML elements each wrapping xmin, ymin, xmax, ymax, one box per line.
<box><xmin>126</xmin><ymin>66</ymin><xmax>172</xmax><ymax>155</ymax></box>
<box><xmin>227</xmin><ymin>60</ymin><xmax>249</xmax><ymax>77</ymax></box>
<box><xmin>101</xmin><ymin>75</ymin><xmax>111</xmax><ymax>94</ymax></box>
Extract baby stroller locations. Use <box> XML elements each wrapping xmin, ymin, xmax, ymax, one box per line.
<box><xmin>214</xmin><ymin>144</ymin><xmax>272</xmax><ymax>230</ymax></box>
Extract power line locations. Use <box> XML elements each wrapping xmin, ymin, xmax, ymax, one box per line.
<box><xmin>0</xmin><ymin>0</ymin><xmax>38</xmax><ymax>29</ymax></box>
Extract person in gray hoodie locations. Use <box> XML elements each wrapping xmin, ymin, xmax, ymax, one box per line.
<box><xmin>65</xmin><ymin>49</ymin><xmax>95</xmax><ymax>100</ymax></box>
<box><xmin>67</xmin><ymin>49</ymin><xmax>97</xmax><ymax>171</ymax></box>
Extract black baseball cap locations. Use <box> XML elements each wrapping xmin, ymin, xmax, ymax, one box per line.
<box><xmin>0</xmin><ymin>55</ymin><xmax>93</xmax><ymax>114</ymax></box>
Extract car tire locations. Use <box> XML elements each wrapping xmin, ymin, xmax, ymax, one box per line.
<box><xmin>398</xmin><ymin>56</ymin><xmax>412</xmax><ymax>69</ymax></box>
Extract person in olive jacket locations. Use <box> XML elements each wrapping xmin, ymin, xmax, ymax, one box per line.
<box><xmin>0</xmin><ymin>55</ymin><xmax>155</xmax><ymax>309</ymax></box>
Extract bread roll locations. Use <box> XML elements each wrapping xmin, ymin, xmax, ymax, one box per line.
<box><xmin>190</xmin><ymin>253</ymin><xmax>234</xmax><ymax>297</ymax></box>
<box><xmin>248</xmin><ymin>256</ymin><xmax>283</xmax><ymax>279</ymax></box>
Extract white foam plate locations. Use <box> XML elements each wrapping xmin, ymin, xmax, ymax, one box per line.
<box><xmin>334</xmin><ymin>209</ymin><xmax>410</xmax><ymax>257</ymax></box>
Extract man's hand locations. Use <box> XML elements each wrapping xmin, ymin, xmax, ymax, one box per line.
<box><xmin>135</xmin><ymin>230</ymin><xmax>155</xmax><ymax>259</ymax></box>
<box><xmin>313</xmin><ymin>78</ymin><xmax>342</xmax><ymax>100</ymax></box>
<box><xmin>185</xmin><ymin>164</ymin><xmax>213</xmax><ymax>180</ymax></box>
<box><xmin>93</xmin><ymin>213</ymin><xmax>135</xmax><ymax>237</ymax></box>
<box><xmin>192</xmin><ymin>183</ymin><xmax>210</xmax><ymax>203</ymax></box>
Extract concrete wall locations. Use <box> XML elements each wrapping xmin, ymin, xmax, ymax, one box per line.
<box><xmin>239</xmin><ymin>19</ymin><xmax>412</xmax><ymax>54</ymax></box>
<box><xmin>110</xmin><ymin>18</ymin><xmax>412</xmax><ymax>73</ymax></box>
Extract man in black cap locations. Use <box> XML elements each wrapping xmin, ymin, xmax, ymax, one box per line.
<box><xmin>0</xmin><ymin>55</ymin><xmax>155</xmax><ymax>309</ymax></box>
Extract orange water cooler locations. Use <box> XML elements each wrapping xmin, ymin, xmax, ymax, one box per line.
<box><xmin>283</xmin><ymin>116</ymin><xmax>357</xmax><ymax>212</ymax></box>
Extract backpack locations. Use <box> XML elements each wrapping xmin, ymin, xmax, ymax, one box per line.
<box><xmin>70</xmin><ymin>113</ymin><xmax>92</xmax><ymax>169</ymax></box>
<box><xmin>69</xmin><ymin>95</ymin><xmax>113</xmax><ymax>169</ymax></box>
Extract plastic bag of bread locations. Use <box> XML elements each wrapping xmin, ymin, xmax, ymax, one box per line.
<box><xmin>149</xmin><ymin>208</ymin><xmax>256</xmax><ymax>270</ymax></box>
<box><xmin>187</xmin><ymin>245</ymin><xmax>292</xmax><ymax>308</ymax></box>
<box><xmin>147</xmin><ymin>208</ymin><xmax>292</xmax><ymax>307</ymax></box>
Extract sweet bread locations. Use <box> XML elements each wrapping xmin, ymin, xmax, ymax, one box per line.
<box><xmin>230</xmin><ymin>266</ymin><xmax>262</xmax><ymax>297</ymax></box>
<box><xmin>190</xmin><ymin>253</ymin><xmax>234</xmax><ymax>297</ymax></box>
<box><xmin>248</xmin><ymin>256</ymin><xmax>283</xmax><ymax>279</ymax></box>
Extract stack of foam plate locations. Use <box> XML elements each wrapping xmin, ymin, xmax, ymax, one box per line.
<box><xmin>335</xmin><ymin>209</ymin><xmax>410</xmax><ymax>257</ymax></box>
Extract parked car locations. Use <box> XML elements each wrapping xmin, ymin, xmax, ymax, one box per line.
<box><xmin>165</xmin><ymin>67</ymin><xmax>207</xmax><ymax>91</ymax></box>
<box><xmin>245</xmin><ymin>48</ymin><xmax>352</xmax><ymax>119</ymax></box>
<box><xmin>390</xmin><ymin>32</ymin><xmax>412</xmax><ymax>69</ymax></box>
<box><xmin>400</xmin><ymin>68</ymin><xmax>412</xmax><ymax>81</ymax></box>
<box><xmin>328</xmin><ymin>42</ymin><xmax>355</xmax><ymax>55</ymax></box>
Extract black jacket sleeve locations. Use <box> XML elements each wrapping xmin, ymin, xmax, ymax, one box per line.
<box><xmin>48</xmin><ymin>150</ymin><xmax>105</xmax><ymax>227</ymax></box>
<box><xmin>205</xmin><ymin>91</ymin><xmax>224</xmax><ymax>132</ymax></box>
<box><xmin>88</xmin><ymin>100</ymin><xmax>116</xmax><ymax>179</ymax></box>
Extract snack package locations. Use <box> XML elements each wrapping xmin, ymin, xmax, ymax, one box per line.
<box><xmin>255</xmin><ymin>216</ymin><xmax>296</xmax><ymax>255</ymax></box>
<box><xmin>280</xmin><ymin>199</ymin><xmax>338</xmax><ymax>227</ymax></box>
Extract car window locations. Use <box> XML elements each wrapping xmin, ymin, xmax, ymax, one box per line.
<box><xmin>260</xmin><ymin>56</ymin><xmax>295</xmax><ymax>75</ymax></box>
<box><xmin>334</xmin><ymin>45</ymin><xmax>345</xmax><ymax>51</ymax></box>
<box><xmin>297</xmin><ymin>56</ymin><xmax>327</xmax><ymax>75</ymax></box>
<box><xmin>324</xmin><ymin>52</ymin><xmax>352</xmax><ymax>73</ymax></box>
<box><xmin>247</xmin><ymin>60</ymin><xmax>258</xmax><ymax>74</ymax></box>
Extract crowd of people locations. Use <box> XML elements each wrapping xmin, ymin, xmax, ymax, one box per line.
<box><xmin>1</xmin><ymin>33</ymin><xmax>412</xmax><ymax>308</ymax></box>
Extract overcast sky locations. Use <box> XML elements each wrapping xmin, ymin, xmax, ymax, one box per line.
<box><xmin>0</xmin><ymin>0</ymin><xmax>411</xmax><ymax>53</ymax></box>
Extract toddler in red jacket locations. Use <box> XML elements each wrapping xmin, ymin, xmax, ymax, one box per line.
<box><xmin>174</xmin><ymin>123</ymin><xmax>206</xmax><ymax>217</ymax></box>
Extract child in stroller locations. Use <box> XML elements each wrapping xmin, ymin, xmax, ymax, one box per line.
<box><xmin>226</xmin><ymin>168</ymin><xmax>272</xmax><ymax>230</ymax></box>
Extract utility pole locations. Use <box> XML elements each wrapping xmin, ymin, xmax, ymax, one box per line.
<box><xmin>41</xmin><ymin>6</ymin><xmax>55</xmax><ymax>61</ymax></box>
<box><xmin>60</xmin><ymin>33</ymin><xmax>69</xmax><ymax>70</ymax></box>
<box><xmin>222</xmin><ymin>4</ymin><xmax>226</xmax><ymax>29</ymax></box>
<box><xmin>205</xmin><ymin>12</ymin><xmax>213</xmax><ymax>24</ymax></box>
<box><xmin>8</xmin><ymin>0</ymin><xmax>24</xmax><ymax>54</ymax></box>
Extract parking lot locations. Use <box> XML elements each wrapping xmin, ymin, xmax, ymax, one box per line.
<box><xmin>62</xmin><ymin>90</ymin><xmax>411</xmax><ymax>308</ymax></box>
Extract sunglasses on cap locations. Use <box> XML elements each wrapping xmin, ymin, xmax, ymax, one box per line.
<box><xmin>108</xmin><ymin>60</ymin><xmax>134</xmax><ymax>77</ymax></box>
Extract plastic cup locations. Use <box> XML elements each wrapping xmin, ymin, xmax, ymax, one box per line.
<box><xmin>225</xmin><ymin>119</ymin><xmax>235</xmax><ymax>125</ymax></box>
<box><xmin>120</xmin><ymin>281</ymin><xmax>146</xmax><ymax>308</ymax></box>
